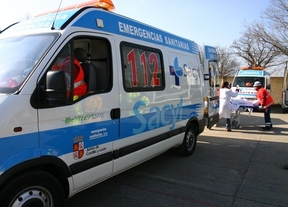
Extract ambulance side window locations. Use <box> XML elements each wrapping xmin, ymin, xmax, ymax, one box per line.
<box><xmin>50</xmin><ymin>43</ymin><xmax>75</xmax><ymax>100</ymax></box>
<box><xmin>31</xmin><ymin>42</ymin><xmax>75</xmax><ymax>108</ymax></box>
<box><xmin>74</xmin><ymin>37</ymin><xmax>112</xmax><ymax>94</ymax></box>
<box><xmin>208</xmin><ymin>61</ymin><xmax>219</xmax><ymax>87</ymax></box>
<box><xmin>49</xmin><ymin>41</ymin><xmax>90</xmax><ymax>102</ymax></box>
<box><xmin>120</xmin><ymin>42</ymin><xmax>165</xmax><ymax>92</ymax></box>
<box><xmin>32</xmin><ymin>37</ymin><xmax>112</xmax><ymax>109</ymax></box>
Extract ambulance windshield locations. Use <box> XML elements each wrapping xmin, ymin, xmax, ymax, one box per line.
<box><xmin>232</xmin><ymin>77</ymin><xmax>265</xmax><ymax>88</ymax></box>
<box><xmin>0</xmin><ymin>33</ymin><xmax>57</xmax><ymax>93</ymax></box>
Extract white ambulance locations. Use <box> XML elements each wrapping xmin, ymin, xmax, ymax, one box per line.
<box><xmin>231</xmin><ymin>66</ymin><xmax>271</xmax><ymax>101</ymax></box>
<box><xmin>0</xmin><ymin>1</ymin><xmax>219</xmax><ymax>206</ymax></box>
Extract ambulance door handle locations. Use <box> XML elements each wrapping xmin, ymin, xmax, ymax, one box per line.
<box><xmin>110</xmin><ymin>108</ymin><xmax>120</xmax><ymax>119</ymax></box>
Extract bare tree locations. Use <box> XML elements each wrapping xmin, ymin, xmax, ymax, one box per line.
<box><xmin>245</xmin><ymin>0</ymin><xmax>288</xmax><ymax>62</ymax></box>
<box><xmin>231</xmin><ymin>31</ymin><xmax>281</xmax><ymax>69</ymax></box>
<box><xmin>216</xmin><ymin>46</ymin><xmax>240</xmax><ymax>80</ymax></box>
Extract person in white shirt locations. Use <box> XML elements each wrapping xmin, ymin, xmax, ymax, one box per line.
<box><xmin>219</xmin><ymin>81</ymin><xmax>239</xmax><ymax>131</ymax></box>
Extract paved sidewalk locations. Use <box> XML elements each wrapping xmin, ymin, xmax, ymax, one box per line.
<box><xmin>65</xmin><ymin>105</ymin><xmax>288</xmax><ymax>207</ymax></box>
<box><xmin>201</xmin><ymin>106</ymin><xmax>288</xmax><ymax>206</ymax></box>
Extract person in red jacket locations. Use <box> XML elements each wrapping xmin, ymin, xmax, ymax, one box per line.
<box><xmin>253</xmin><ymin>81</ymin><xmax>274</xmax><ymax>130</ymax></box>
<box><xmin>52</xmin><ymin>46</ymin><xmax>87</xmax><ymax>100</ymax></box>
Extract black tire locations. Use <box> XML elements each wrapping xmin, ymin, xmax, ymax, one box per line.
<box><xmin>178</xmin><ymin>124</ymin><xmax>197</xmax><ymax>156</ymax></box>
<box><xmin>0</xmin><ymin>170</ymin><xmax>65</xmax><ymax>207</ymax></box>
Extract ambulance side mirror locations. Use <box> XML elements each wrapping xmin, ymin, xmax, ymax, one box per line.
<box><xmin>43</xmin><ymin>70</ymin><xmax>67</xmax><ymax>106</ymax></box>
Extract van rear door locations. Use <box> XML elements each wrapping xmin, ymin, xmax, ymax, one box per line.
<box><xmin>282</xmin><ymin>66</ymin><xmax>288</xmax><ymax>113</ymax></box>
<box><xmin>204</xmin><ymin>46</ymin><xmax>220</xmax><ymax>128</ymax></box>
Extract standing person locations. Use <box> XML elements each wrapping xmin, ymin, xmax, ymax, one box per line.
<box><xmin>219</xmin><ymin>81</ymin><xmax>239</xmax><ymax>131</ymax></box>
<box><xmin>253</xmin><ymin>81</ymin><xmax>274</xmax><ymax>130</ymax></box>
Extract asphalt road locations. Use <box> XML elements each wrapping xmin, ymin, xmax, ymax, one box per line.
<box><xmin>65</xmin><ymin>106</ymin><xmax>288</xmax><ymax>207</ymax></box>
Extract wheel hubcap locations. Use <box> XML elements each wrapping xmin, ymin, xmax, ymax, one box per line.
<box><xmin>10</xmin><ymin>188</ymin><xmax>51</xmax><ymax>207</ymax></box>
<box><xmin>186</xmin><ymin>130</ymin><xmax>194</xmax><ymax>150</ymax></box>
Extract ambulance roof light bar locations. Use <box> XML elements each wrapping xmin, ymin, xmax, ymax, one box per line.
<box><xmin>36</xmin><ymin>0</ymin><xmax>115</xmax><ymax>17</ymax></box>
<box><xmin>241</xmin><ymin>66</ymin><xmax>264</xmax><ymax>70</ymax></box>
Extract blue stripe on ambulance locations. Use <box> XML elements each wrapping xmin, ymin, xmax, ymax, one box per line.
<box><xmin>39</xmin><ymin>120</ymin><xmax>117</xmax><ymax>155</ymax></box>
<box><xmin>72</xmin><ymin>10</ymin><xmax>199</xmax><ymax>54</ymax></box>
<box><xmin>39</xmin><ymin>103</ymin><xmax>200</xmax><ymax>154</ymax></box>
<box><xmin>4</xmin><ymin>9</ymin><xmax>199</xmax><ymax>54</ymax></box>
<box><xmin>0</xmin><ymin>133</ymin><xmax>40</xmax><ymax>172</ymax></box>
<box><xmin>0</xmin><ymin>102</ymin><xmax>201</xmax><ymax>174</ymax></box>
<box><xmin>120</xmin><ymin>102</ymin><xmax>201</xmax><ymax>138</ymax></box>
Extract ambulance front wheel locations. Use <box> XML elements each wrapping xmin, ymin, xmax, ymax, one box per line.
<box><xmin>178</xmin><ymin>124</ymin><xmax>197</xmax><ymax>156</ymax></box>
<box><xmin>0</xmin><ymin>170</ymin><xmax>65</xmax><ymax>207</ymax></box>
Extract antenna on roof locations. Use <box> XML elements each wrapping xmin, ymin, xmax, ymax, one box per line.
<box><xmin>51</xmin><ymin>0</ymin><xmax>63</xmax><ymax>30</ymax></box>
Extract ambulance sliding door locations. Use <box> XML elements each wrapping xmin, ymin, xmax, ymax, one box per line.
<box><xmin>113</xmin><ymin>42</ymin><xmax>165</xmax><ymax>173</ymax></box>
<box><xmin>36</xmin><ymin>34</ymin><xmax>119</xmax><ymax>190</ymax></box>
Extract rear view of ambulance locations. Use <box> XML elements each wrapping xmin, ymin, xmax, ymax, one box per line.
<box><xmin>0</xmin><ymin>1</ymin><xmax>218</xmax><ymax>206</ymax></box>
